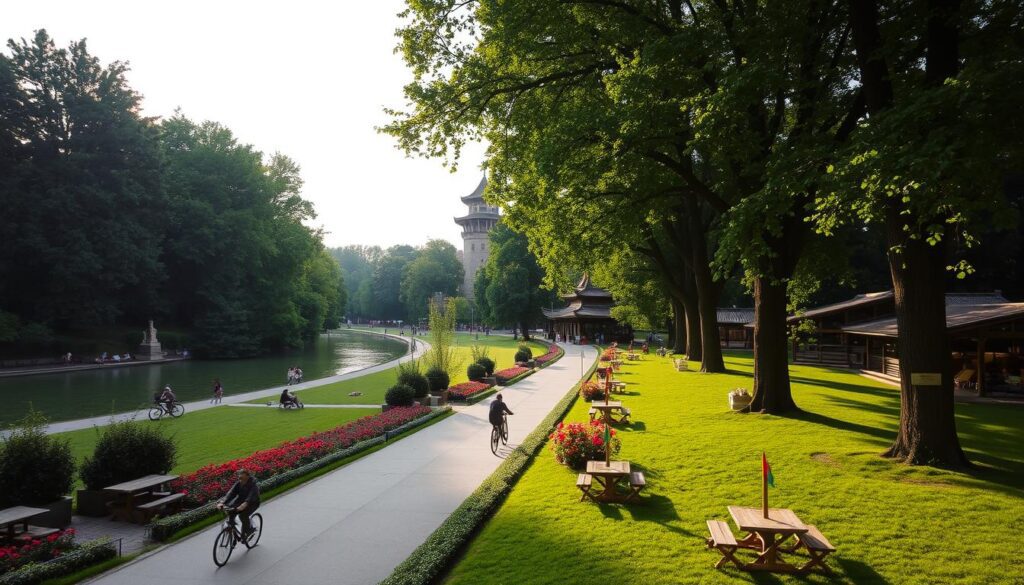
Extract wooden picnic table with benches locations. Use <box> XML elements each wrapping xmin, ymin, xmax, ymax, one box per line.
<box><xmin>706</xmin><ymin>506</ymin><xmax>836</xmax><ymax>574</ymax></box>
<box><xmin>577</xmin><ymin>460</ymin><xmax>645</xmax><ymax>503</ymax></box>
<box><xmin>0</xmin><ymin>506</ymin><xmax>57</xmax><ymax>543</ymax></box>
<box><xmin>589</xmin><ymin>401</ymin><xmax>631</xmax><ymax>425</ymax></box>
<box><xmin>104</xmin><ymin>474</ymin><xmax>182</xmax><ymax>524</ymax></box>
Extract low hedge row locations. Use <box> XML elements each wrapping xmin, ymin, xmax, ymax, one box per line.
<box><xmin>0</xmin><ymin>539</ymin><xmax>117</xmax><ymax>585</ymax></box>
<box><xmin>380</xmin><ymin>353</ymin><xmax>599</xmax><ymax>585</ymax></box>
<box><xmin>148</xmin><ymin>407</ymin><xmax>451</xmax><ymax>541</ymax></box>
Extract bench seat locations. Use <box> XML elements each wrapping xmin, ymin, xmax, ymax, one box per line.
<box><xmin>14</xmin><ymin>525</ymin><xmax>60</xmax><ymax>541</ymax></box>
<box><xmin>794</xmin><ymin>524</ymin><xmax>836</xmax><ymax>574</ymax></box>
<box><xmin>706</xmin><ymin>520</ymin><xmax>742</xmax><ymax>568</ymax></box>
<box><xmin>576</xmin><ymin>473</ymin><xmax>594</xmax><ymax>502</ymax></box>
<box><xmin>135</xmin><ymin>492</ymin><xmax>185</xmax><ymax>522</ymax></box>
<box><xmin>626</xmin><ymin>471</ymin><xmax>646</xmax><ymax>502</ymax></box>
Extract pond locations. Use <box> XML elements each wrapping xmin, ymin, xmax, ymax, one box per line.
<box><xmin>0</xmin><ymin>330</ymin><xmax>408</xmax><ymax>426</ymax></box>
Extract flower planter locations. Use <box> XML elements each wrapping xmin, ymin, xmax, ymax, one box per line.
<box><xmin>428</xmin><ymin>389</ymin><xmax>449</xmax><ymax>405</ymax></box>
<box><xmin>76</xmin><ymin>489</ymin><xmax>117</xmax><ymax>517</ymax></box>
<box><xmin>729</xmin><ymin>394</ymin><xmax>753</xmax><ymax>411</ymax></box>
<box><xmin>32</xmin><ymin>496</ymin><xmax>73</xmax><ymax>528</ymax></box>
<box><xmin>482</xmin><ymin>376</ymin><xmax>497</xmax><ymax>386</ymax></box>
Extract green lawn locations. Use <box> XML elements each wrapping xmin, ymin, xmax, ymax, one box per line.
<box><xmin>288</xmin><ymin>332</ymin><xmax>549</xmax><ymax>405</ymax></box>
<box><xmin>444</xmin><ymin>351</ymin><xmax>1024</xmax><ymax>585</ymax></box>
<box><xmin>61</xmin><ymin>406</ymin><xmax>368</xmax><ymax>477</ymax></box>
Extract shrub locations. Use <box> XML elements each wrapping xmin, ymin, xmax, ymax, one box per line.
<box><xmin>0</xmin><ymin>529</ymin><xmax>76</xmax><ymax>575</ymax></box>
<box><xmin>424</xmin><ymin>366</ymin><xmax>450</xmax><ymax>392</ymax></box>
<box><xmin>0</xmin><ymin>411</ymin><xmax>75</xmax><ymax>507</ymax></box>
<box><xmin>517</xmin><ymin>344</ymin><xmax>533</xmax><ymax>360</ymax></box>
<box><xmin>475</xmin><ymin>356</ymin><xmax>496</xmax><ymax>376</ymax></box>
<box><xmin>549</xmin><ymin>420</ymin><xmax>620</xmax><ymax>469</ymax></box>
<box><xmin>397</xmin><ymin>361</ymin><xmax>430</xmax><ymax>398</ymax></box>
<box><xmin>385</xmin><ymin>384</ymin><xmax>416</xmax><ymax>407</ymax></box>
<box><xmin>0</xmin><ymin>537</ymin><xmax>117</xmax><ymax>585</ymax></box>
<box><xmin>466</xmin><ymin>362</ymin><xmax>486</xmax><ymax>381</ymax></box>
<box><xmin>513</xmin><ymin>349</ymin><xmax>531</xmax><ymax>364</ymax></box>
<box><xmin>79</xmin><ymin>420</ymin><xmax>177</xmax><ymax>491</ymax></box>
<box><xmin>579</xmin><ymin>381</ymin><xmax>606</xmax><ymax>402</ymax></box>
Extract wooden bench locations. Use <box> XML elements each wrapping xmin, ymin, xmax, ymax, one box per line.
<box><xmin>625</xmin><ymin>471</ymin><xmax>646</xmax><ymax>501</ymax></box>
<box><xmin>791</xmin><ymin>524</ymin><xmax>836</xmax><ymax>574</ymax></box>
<box><xmin>135</xmin><ymin>492</ymin><xmax>185</xmax><ymax>522</ymax></box>
<box><xmin>673</xmin><ymin>358</ymin><xmax>688</xmax><ymax>371</ymax></box>
<box><xmin>706</xmin><ymin>520</ymin><xmax>742</xmax><ymax>568</ymax></box>
<box><xmin>13</xmin><ymin>525</ymin><xmax>59</xmax><ymax>541</ymax></box>
<box><xmin>576</xmin><ymin>473</ymin><xmax>595</xmax><ymax>502</ymax></box>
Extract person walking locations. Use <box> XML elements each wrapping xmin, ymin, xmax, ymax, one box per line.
<box><xmin>212</xmin><ymin>378</ymin><xmax>224</xmax><ymax>404</ymax></box>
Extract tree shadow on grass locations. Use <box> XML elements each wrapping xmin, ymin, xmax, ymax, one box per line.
<box><xmin>788</xmin><ymin>375</ymin><xmax>899</xmax><ymax>401</ymax></box>
<box><xmin>836</xmin><ymin>557</ymin><xmax>892</xmax><ymax>584</ymax></box>
<box><xmin>620</xmin><ymin>420</ymin><xmax>646</xmax><ymax>432</ymax></box>
<box><xmin>786</xmin><ymin>409</ymin><xmax>895</xmax><ymax>446</ymax></box>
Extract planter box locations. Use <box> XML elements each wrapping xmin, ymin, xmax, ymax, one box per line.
<box><xmin>32</xmin><ymin>496</ymin><xmax>73</xmax><ymax>528</ymax></box>
<box><xmin>729</xmin><ymin>394</ymin><xmax>753</xmax><ymax>411</ymax></box>
<box><xmin>527</xmin><ymin>359</ymin><xmax>536</xmax><ymax>368</ymax></box>
<box><xmin>76</xmin><ymin>489</ymin><xmax>117</xmax><ymax>517</ymax></box>
<box><xmin>428</xmin><ymin>389</ymin><xmax>449</xmax><ymax>405</ymax></box>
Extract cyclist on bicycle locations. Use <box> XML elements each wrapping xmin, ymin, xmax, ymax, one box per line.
<box><xmin>217</xmin><ymin>469</ymin><xmax>260</xmax><ymax>539</ymax></box>
<box><xmin>158</xmin><ymin>385</ymin><xmax>176</xmax><ymax>414</ymax></box>
<box><xmin>488</xmin><ymin>393</ymin><xmax>513</xmax><ymax>429</ymax></box>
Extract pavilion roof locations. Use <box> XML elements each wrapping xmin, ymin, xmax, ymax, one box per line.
<box><xmin>717</xmin><ymin>307</ymin><xmax>754</xmax><ymax>325</ymax></box>
<box><xmin>460</xmin><ymin>175</ymin><xmax>488</xmax><ymax>203</ymax></box>
<box><xmin>788</xmin><ymin>290</ymin><xmax>1009</xmax><ymax>323</ymax></box>
<box><xmin>841</xmin><ymin>303</ymin><xmax>1024</xmax><ymax>338</ymax></box>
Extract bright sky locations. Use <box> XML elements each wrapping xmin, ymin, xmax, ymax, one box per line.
<box><xmin>2</xmin><ymin>0</ymin><xmax>487</xmax><ymax>250</ymax></box>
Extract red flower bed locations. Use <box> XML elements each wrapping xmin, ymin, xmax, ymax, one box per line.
<box><xmin>448</xmin><ymin>381</ymin><xmax>493</xmax><ymax>401</ymax></box>
<box><xmin>548</xmin><ymin>421</ymin><xmax>620</xmax><ymax>469</ymax></box>
<box><xmin>0</xmin><ymin>529</ymin><xmax>76</xmax><ymax>575</ymax></box>
<box><xmin>599</xmin><ymin>348</ymin><xmax>617</xmax><ymax>362</ymax></box>
<box><xmin>172</xmin><ymin>406</ymin><xmax>431</xmax><ymax>507</ymax></box>
<box><xmin>494</xmin><ymin>366</ymin><xmax>530</xmax><ymax>382</ymax></box>
<box><xmin>534</xmin><ymin>345</ymin><xmax>561</xmax><ymax>365</ymax></box>
<box><xmin>579</xmin><ymin>380</ymin><xmax>606</xmax><ymax>402</ymax></box>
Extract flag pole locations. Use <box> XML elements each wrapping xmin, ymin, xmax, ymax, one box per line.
<box><xmin>605</xmin><ymin>418</ymin><xmax>611</xmax><ymax>466</ymax></box>
<box><xmin>762</xmin><ymin>452</ymin><xmax>769</xmax><ymax>518</ymax></box>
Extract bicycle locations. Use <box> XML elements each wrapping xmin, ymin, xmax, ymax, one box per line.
<box><xmin>490</xmin><ymin>413</ymin><xmax>508</xmax><ymax>455</ymax></box>
<box><xmin>148</xmin><ymin>401</ymin><xmax>184</xmax><ymax>421</ymax></box>
<box><xmin>212</xmin><ymin>507</ymin><xmax>263</xmax><ymax>567</ymax></box>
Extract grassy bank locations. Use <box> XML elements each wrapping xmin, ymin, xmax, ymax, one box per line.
<box><xmin>442</xmin><ymin>352</ymin><xmax>1024</xmax><ymax>585</ymax></box>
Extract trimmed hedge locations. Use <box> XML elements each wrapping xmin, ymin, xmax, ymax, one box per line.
<box><xmin>380</xmin><ymin>354</ymin><xmax>600</xmax><ymax>585</ymax></box>
<box><xmin>0</xmin><ymin>539</ymin><xmax>117</xmax><ymax>585</ymax></box>
<box><xmin>148</xmin><ymin>407</ymin><xmax>451</xmax><ymax>541</ymax></box>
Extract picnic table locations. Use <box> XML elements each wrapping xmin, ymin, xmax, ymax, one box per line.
<box><xmin>589</xmin><ymin>401</ymin><xmax>630</xmax><ymax>424</ymax></box>
<box><xmin>585</xmin><ymin>460</ymin><xmax>633</xmax><ymax>503</ymax></box>
<box><xmin>0</xmin><ymin>506</ymin><xmax>49</xmax><ymax>542</ymax></box>
<box><xmin>104</xmin><ymin>474</ymin><xmax>180</xmax><ymax>523</ymax></box>
<box><xmin>609</xmin><ymin>380</ymin><xmax>627</xmax><ymax>394</ymax></box>
<box><xmin>728</xmin><ymin>506</ymin><xmax>808</xmax><ymax>572</ymax></box>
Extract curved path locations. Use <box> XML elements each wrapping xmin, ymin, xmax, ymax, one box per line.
<box><xmin>85</xmin><ymin>343</ymin><xmax>597</xmax><ymax>585</ymax></box>
<box><xmin>42</xmin><ymin>333</ymin><xmax>427</xmax><ymax>435</ymax></box>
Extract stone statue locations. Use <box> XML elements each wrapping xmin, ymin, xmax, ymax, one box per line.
<box><xmin>137</xmin><ymin>319</ymin><xmax>164</xmax><ymax>360</ymax></box>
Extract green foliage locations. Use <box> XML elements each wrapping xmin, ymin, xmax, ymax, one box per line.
<box><xmin>0</xmin><ymin>410</ymin><xmax>75</xmax><ymax>507</ymax></box>
<box><xmin>466</xmin><ymin>363</ymin><xmax>486</xmax><ymax>381</ymax></box>
<box><xmin>397</xmin><ymin>360</ymin><xmax>430</xmax><ymax>398</ymax></box>
<box><xmin>474</xmin><ymin>356</ymin><xmax>496</xmax><ymax>376</ymax></box>
<box><xmin>0</xmin><ymin>538</ymin><xmax>117</xmax><ymax>585</ymax></box>
<box><xmin>516</xmin><ymin>344</ymin><xmax>533</xmax><ymax>360</ymax></box>
<box><xmin>424</xmin><ymin>367</ymin><xmax>450</xmax><ymax>392</ymax></box>
<box><xmin>372</xmin><ymin>245</ymin><xmax>418</xmax><ymax>320</ymax></box>
<box><xmin>424</xmin><ymin>297</ymin><xmax>462</xmax><ymax>379</ymax></box>
<box><xmin>474</xmin><ymin>224</ymin><xmax>554</xmax><ymax>338</ymax></box>
<box><xmin>384</xmin><ymin>384</ymin><xmax>416</xmax><ymax>407</ymax></box>
<box><xmin>400</xmin><ymin>240</ymin><xmax>464</xmax><ymax>322</ymax></box>
<box><xmin>79</xmin><ymin>420</ymin><xmax>177</xmax><ymax>491</ymax></box>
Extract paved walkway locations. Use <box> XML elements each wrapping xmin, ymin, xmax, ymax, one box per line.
<box><xmin>42</xmin><ymin>333</ymin><xmax>426</xmax><ymax>435</ymax></box>
<box><xmin>85</xmin><ymin>343</ymin><xmax>596</xmax><ymax>585</ymax></box>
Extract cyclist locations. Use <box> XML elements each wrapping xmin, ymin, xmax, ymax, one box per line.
<box><xmin>158</xmin><ymin>385</ymin><xmax>176</xmax><ymax>414</ymax></box>
<box><xmin>488</xmin><ymin>393</ymin><xmax>513</xmax><ymax>431</ymax></box>
<box><xmin>217</xmin><ymin>469</ymin><xmax>260</xmax><ymax>539</ymax></box>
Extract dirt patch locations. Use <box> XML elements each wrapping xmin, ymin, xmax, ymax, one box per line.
<box><xmin>810</xmin><ymin>452</ymin><xmax>840</xmax><ymax>467</ymax></box>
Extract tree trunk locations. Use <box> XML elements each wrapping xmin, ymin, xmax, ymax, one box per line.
<box><xmin>881</xmin><ymin>210</ymin><xmax>969</xmax><ymax>466</ymax></box>
<box><xmin>520</xmin><ymin>320</ymin><xmax>531</xmax><ymax>341</ymax></box>
<box><xmin>686</xmin><ymin>201</ymin><xmax>725</xmax><ymax>372</ymax></box>
<box><xmin>750</xmin><ymin>275</ymin><xmax>798</xmax><ymax>413</ymax></box>
<box><xmin>670</xmin><ymin>298</ymin><xmax>687</xmax><ymax>354</ymax></box>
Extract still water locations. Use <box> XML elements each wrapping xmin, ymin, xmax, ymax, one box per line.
<box><xmin>0</xmin><ymin>330</ymin><xmax>408</xmax><ymax>426</ymax></box>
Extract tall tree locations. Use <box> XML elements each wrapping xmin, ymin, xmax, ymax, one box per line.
<box><xmin>400</xmin><ymin>239</ymin><xmax>463</xmax><ymax>321</ymax></box>
<box><xmin>372</xmin><ymin>245</ymin><xmax>418</xmax><ymax>321</ymax></box>
<box><xmin>474</xmin><ymin>224</ymin><xmax>552</xmax><ymax>339</ymax></box>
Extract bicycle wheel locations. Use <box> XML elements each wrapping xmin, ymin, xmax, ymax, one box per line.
<box><xmin>170</xmin><ymin>403</ymin><xmax>185</xmax><ymax>418</ymax></box>
<box><xmin>500</xmin><ymin>416</ymin><xmax>508</xmax><ymax>444</ymax></box>
<box><xmin>244</xmin><ymin>513</ymin><xmax>263</xmax><ymax>549</ymax></box>
<box><xmin>490</xmin><ymin>426</ymin><xmax>500</xmax><ymax>455</ymax></box>
<box><xmin>212</xmin><ymin>527</ymin><xmax>235</xmax><ymax>567</ymax></box>
<box><xmin>148</xmin><ymin>407</ymin><xmax>163</xmax><ymax>421</ymax></box>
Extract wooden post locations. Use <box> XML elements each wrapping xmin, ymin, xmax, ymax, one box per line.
<box><xmin>604</xmin><ymin>411</ymin><xmax>611</xmax><ymax>466</ymax></box>
<box><xmin>977</xmin><ymin>336</ymin><xmax>986</xmax><ymax>396</ymax></box>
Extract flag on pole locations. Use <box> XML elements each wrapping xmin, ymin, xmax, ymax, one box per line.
<box><xmin>762</xmin><ymin>452</ymin><xmax>775</xmax><ymax>488</ymax></box>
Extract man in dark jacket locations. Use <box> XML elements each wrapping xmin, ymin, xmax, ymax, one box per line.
<box><xmin>217</xmin><ymin>469</ymin><xmax>260</xmax><ymax>538</ymax></box>
<box><xmin>488</xmin><ymin>394</ymin><xmax>514</xmax><ymax>428</ymax></box>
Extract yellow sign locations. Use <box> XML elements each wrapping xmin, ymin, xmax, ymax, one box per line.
<box><xmin>910</xmin><ymin>373</ymin><xmax>942</xmax><ymax>386</ymax></box>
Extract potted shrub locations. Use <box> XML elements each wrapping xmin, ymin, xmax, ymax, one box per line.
<box><xmin>475</xmin><ymin>356</ymin><xmax>496</xmax><ymax>376</ymax></box>
<box><xmin>78</xmin><ymin>421</ymin><xmax>177</xmax><ymax>516</ymax></box>
<box><xmin>729</xmin><ymin>388</ymin><xmax>753</xmax><ymax>411</ymax></box>
<box><xmin>397</xmin><ymin>361</ymin><xmax>430</xmax><ymax>403</ymax></box>
<box><xmin>425</xmin><ymin>366</ymin><xmax>450</xmax><ymax>395</ymax></box>
<box><xmin>383</xmin><ymin>384</ymin><xmax>415</xmax><ymax>411</ymax></box>
<box><xmin>466</xmin><ymin>362</ymin><xmax>487</xmax><ymax>382</ymax></box>
<box><xmin>514</xmin><ymin>345</ymin><xmax>533</xmax><ymax>366</ymax></box>
<box><xmin>0</xmin><ymin>411</ymin><xmax>76</xmax><ymax>528</ymax></box>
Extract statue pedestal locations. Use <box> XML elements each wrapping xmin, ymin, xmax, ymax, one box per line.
<box><xmin>136</xmin><ymin>341</ymin><xmax>163</xmax><ymax>360</ymax></box>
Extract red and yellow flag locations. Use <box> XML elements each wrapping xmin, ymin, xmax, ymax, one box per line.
<box><xmin>762</xmin><ymin>452</ymin><xmax>775</xmax><ymax>488</ymax></box>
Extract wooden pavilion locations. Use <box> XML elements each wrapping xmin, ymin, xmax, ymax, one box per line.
<box><xmin>718</xmin><ymin>308</ymin><xmax>754</xmax><ymax>349</ymax></box>
<box><xmin>543</xmin><ymin>275</ymin><xmax>633</xmax><ymax>344</ymax></box>
<box><xmin>789</xmin><ymin>290</ymin><xmax>1024</xmax><ymax>394</ymax></box>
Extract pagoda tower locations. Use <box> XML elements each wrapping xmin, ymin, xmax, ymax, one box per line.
<box><xmin>454</xmin><ymin>175</ymin><xmax>500</xmax><ymax>297</ymax></box>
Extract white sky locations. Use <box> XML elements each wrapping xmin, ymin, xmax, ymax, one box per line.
<box><xmin>2</xmin><ymin>0</ymin><xmax>486</xmax><ymax>250</ymax></box>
